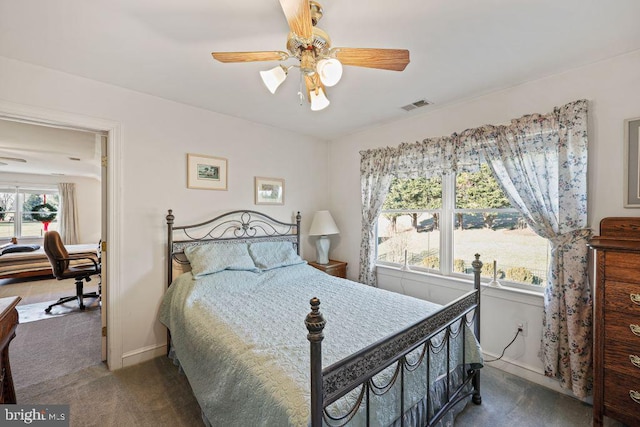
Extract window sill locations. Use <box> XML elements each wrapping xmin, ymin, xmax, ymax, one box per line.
<box><xmin>375</xmin><ymin>263</ymin><xmax>544</xmax><ymax>306</ymax></box>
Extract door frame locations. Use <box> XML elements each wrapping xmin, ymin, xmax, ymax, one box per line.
<box><xmin>0</xmin><ymin>100</ymin><xmax>123</xmax><ymax>369</ymax></box>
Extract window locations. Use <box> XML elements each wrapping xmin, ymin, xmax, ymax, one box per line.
<box><xmin>377</xmin><ymin>164</ymin><xmax>550</xmax><ymax>290</ymax></box>
<box><xmin>377</xmin><ymin>175</ymin><xmax>442</xmax><ymax>267</ymax></box>
<box><xmin>0</xmin><ymin>187</ymin><xmax>59</xmax><ymax>239</ymax></box>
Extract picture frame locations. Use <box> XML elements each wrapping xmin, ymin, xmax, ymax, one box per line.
<box><xmin>625</xmin><ymin>118</ymin><xmax>640</xmax><ymax>207</ymax></box>
<box><xmin>187</xmin><ymin>154</ymin><xmax>228</xmax><ymax>190</ymax></box>
<box><xmin>254</xmin><ymin>177</ymin><xmax>285</xmax><ymax>205</ymax></box>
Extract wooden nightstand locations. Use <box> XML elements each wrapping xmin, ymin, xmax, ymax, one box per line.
<box><xmin>308</xmin><ymin>260</ymin><xmax>347</xmax><ymax>279</ymax></box>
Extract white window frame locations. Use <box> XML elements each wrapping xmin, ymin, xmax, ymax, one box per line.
<box><xmin>376</xmin><ymin>174</ymin><xmax>548</xmax><ymax>293</ymax></box>
<box><xmin>0</xmin><ymin>185</ymin><xmax>59</xmax><ymax>240</ymax></box>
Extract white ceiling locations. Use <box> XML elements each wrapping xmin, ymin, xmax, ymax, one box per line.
<box><xmin>1</xmin><ymin>0</ymin><xmax>640</xmax><ymax>143</ymax></box>
<box><xmin>0</xmin><ymin>119</ymin><xmax>100</xmax><ymax>178</ymax></box>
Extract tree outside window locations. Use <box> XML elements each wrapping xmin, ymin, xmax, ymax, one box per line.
<box><xmin>377</xmin><ymin>164</ymin><xmax>550</xmax><ymax>289</ymax></box>
<box><xmin>0</xmin><ymin>188</ymin><xmax>59</xmax><ymax>239</ymax></box>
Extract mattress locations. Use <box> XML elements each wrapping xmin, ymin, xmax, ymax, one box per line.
<box><xmin>0</xmin><ymin>243</ymin><xmax>98</xmax><ymax>278</ymax></box>
<box><xmin>159</xmin><ymin>263</ymin><xmax>482</xmax><ymax>426</ymax></box>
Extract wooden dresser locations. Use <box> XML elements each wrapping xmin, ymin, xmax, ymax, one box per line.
<box><xmin>0</xmin><ymin>296</ymin><xmax>20</xmax><ymax>404</ymax></box>
<box><xmin>590</xmin><ymin>217</ymin><xmax>640</xmax><ymax>426</ymax></box>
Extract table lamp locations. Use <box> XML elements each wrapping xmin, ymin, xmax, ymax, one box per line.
<box><xmin>309</xmin><ymin>210</ymin><xmax>340</xmax><ymax>264</ymax></box>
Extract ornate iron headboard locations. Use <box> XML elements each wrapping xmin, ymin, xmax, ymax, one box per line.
<box><xmin>166</xmin><ymin>209</ymin><xmax>301</xmax><ymax>286</ymax></box>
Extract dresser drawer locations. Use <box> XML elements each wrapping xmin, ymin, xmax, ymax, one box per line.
<box><xmin>324</xmin><ymin>264</ymin><xmax>346</xmax><ymax>278</ymax></box>
<box><xmin>605</xmin><ymin>280</ymin><xmax>640</xmax><ymax>315</ymax></box>
<box><xmin>603</xmin><ymin>370</ymin><xmax>640</xmax><ymax>425</ymax></box>
<box><xmin>605</xmin><ymin>252</ymin><xmax>640</xmax><ymax>283</ymax></box>
<box><xmin>605</xmin><ymin>339</ymin><xmax>640</xmax><ymax>377</ymax></box>
<box><xmin>605</xmin><ymin>311</ymin><xmax>640</xmax><ymax>344</ymax></box>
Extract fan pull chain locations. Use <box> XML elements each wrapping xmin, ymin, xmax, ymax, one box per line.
<box><xmin>298</xmin><ymin>69</ymin><xmax>305</xmax><ymax>106</ymax></box>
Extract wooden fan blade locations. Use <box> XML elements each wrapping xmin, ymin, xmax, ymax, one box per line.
<box><xmin>279</xmin><ymin>0</ymin><xmax>312</xmax><ymax>40</ymax></box>
<box><xmin>211</xmin><ymin>51</ymin><xmax>289</xmax><ymax>63</ymax></box>
<box><xmin>332</xmin><ymin>48</ymin><xmax>410</xmax><ymax>71</ymax></box>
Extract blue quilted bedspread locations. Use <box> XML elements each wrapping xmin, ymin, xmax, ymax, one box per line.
<box><xmin>159</xmin><ymin>263</ymin><xmax>482</xmax><ymax>426</ymax></box>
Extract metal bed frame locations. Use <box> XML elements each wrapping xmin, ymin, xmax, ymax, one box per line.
<box><xmin>165</xmin><ymin>209</ymin><xmax>482</xmax><ymax>427</ymax></box>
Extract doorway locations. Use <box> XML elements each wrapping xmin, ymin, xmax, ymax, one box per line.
<box><xmin>0</xmin><ymin>101</ymin><xmax>121</xmax><ymax>369</ymax></box>
<box><xmin>0</xmin><ymin>118</ymin><xmax>105</xmax><ymax>357</ymax></box>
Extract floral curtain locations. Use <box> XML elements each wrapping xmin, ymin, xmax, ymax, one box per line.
<box><xmin>358</xmin><ymin>99</ymin><xmax>591</xmax><ymax>396</ymax></box>
<box><xmin>478</xmin><ymin>100</ymin><xmax>592</xmax><ymax>397</ymax></box>
<box><xmin>358</xmin><ymin>148</ymin><xmax>399</xmax><ymax>286</ymax></box>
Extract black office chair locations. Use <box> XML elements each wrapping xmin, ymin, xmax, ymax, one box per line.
<box><xmin>43</xmin><ymin>231</ymin><xmax>100</xmax><ymax>313</ymax></box>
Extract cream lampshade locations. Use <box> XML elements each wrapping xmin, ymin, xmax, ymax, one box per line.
<box><xmin>309</xmin><ymin>210</ymin><xmax>340</xmax><ymax>264</ymax></box>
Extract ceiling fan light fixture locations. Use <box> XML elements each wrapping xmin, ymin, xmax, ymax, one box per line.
<box><xmin>211</xmin><ymin>1</ymin><xmax>410</xmax><ymax>111</ymax></box>
<box><xmin>260</xmin><ymin>65</ymin><xmax>289</xmax><ymax>94</ymax></box>
<box><xmin>317</xmin><ymin>58</ymin><xmax>342</xmax><ymax>87</ymax></box>
<box><xmin>309</xmin><ymin>87</ymin><xmax>330</xmax><ymax>111</ymax></box>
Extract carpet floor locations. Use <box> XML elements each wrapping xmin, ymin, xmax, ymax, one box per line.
<box><xmin>11</xmin><ymin>310</ymin><xmax>623</xmax><ymax>426</ymax></box>
<box><xmin>12</xmin><ymin>308</ymin><xmax>102</xmax><ymax>390</ymax></box>
<box><xmin>454</xmin><ymin>366</ymin><xmax>625</xmax><ymax>426</ymax></box>
<box><xmin>0</xmin><ymin>275</ymin><xmax>99</xmax><ymax>306</ymax></box>
<box><xmin>17</xmin><ymin>357</ymin><xmax>202</xmax><ymax>427</ymax></box>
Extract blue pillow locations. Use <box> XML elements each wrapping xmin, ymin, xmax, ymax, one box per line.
<box><xmin>184</xmin><ymin>243</ymin><xmax>259</xmax><ymax>278</ymax></box>
<box><xmin>248</xmin><ymin>241</ymin><xmax>305</xmax><ymax>271</ymax></box>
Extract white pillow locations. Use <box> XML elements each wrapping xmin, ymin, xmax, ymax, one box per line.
<box><xmin>248</xmin><ymin>241</ymin><xmax>305</xmax><ymax>271</ymax></box>
<box><xmin>184</xmin><ymin>243</ymin><xmax>259</xmax><ymax>278</ymax></box>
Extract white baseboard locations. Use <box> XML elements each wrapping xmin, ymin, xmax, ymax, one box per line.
<box><xmin>483</xmin><ymin>351</ymin><xmax>591</xmax><ymax>403</ymax></box>
<box><xmin>120</xmin><ymin>344</ymin><xmax>167</xmax><ymax>368</ymax></box>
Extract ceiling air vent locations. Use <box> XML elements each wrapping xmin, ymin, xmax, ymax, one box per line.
<box><xmin>401</xmin><ymin>99</ymin><xmax>433</xmax><ymax>112</ymax></box>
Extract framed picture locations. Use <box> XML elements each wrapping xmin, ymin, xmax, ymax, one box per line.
<box><xmin>255</xmin><ymin>177</ymin><xmax>284</xmax><ymax>205</ymax></box>
<box><xmin>187</xmin><ymin>154</ymin><xmax>228</xmax><ymax>190</ymax></box>
<box><xmin>625</xmin><ymin>118</ymin><xmax>640</xmax><ymax>207</ymax></box>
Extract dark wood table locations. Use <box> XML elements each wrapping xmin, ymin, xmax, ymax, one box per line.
<box><xmin>0</xmin><ymin>296</ymin><xmax>21</xmax><ymax>403</ymax></box>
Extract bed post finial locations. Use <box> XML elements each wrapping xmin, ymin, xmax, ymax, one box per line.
<box><xmin>166</xmin><ymin>209</ymin><xmax>174</xmax><ymax>225</ymax></box>
<box><xmin>306</xmin><ymin>297</ymin><xmax>325</xmax><ymax>427</ymax></box>
<box><xmin>305</xmin><ymin>297</ymin><xmax>326</xmax><ymax>339</ymax></box>
<box><xmin>472</xmin><ymin>253</ymin><xmax>482</xmax><ymax>273</ymax></box>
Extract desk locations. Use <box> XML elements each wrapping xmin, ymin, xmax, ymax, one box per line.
<box><xmin>0</xmin><ymin>296</ymin><xmax>20</xmax><ymax>404</ymax></box>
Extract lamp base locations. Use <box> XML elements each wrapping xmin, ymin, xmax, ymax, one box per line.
<box><xmin>488</xmin><ymin>279</ymin><xmax>502</xmax><ymax>288</ymax></box>
<box><xmin>315</xmin><ymin>235</ymin><xmax>330</xmax><ymax>264</ymax></box>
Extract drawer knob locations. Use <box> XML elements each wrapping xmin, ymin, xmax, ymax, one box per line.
<box><xmin>631</xmin><ymin>390</ymin><xmax>640</xmax><ymax>404</ymax></box>
<box><xmin>631</xmin><ymin>355</ymin><xmax>640</xmax><ymax>368</ymax></box>
<box><xmin>631</xmin><ymin>324</ymin><xmax>640</xmax><ymax>336</ymax></box>
<box><xmin>632</xmin><ymin>294</ymin><xmax>640</xmax><ymax>305</ymax></box>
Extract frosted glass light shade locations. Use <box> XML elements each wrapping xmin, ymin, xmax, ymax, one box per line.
<box><xmin>317</xmin><ymin>58</ymin><xmax>343</xmax><ymax>87</ymax></box>
<box><xmin>310</xmin><ymin>87</ymin><xmax>330</xmax><ymax>111</ymax></box>
<box><xmin>260</xmin><ymin>65</ymin><xmax>288</xmax><ymax>94</ymax></box>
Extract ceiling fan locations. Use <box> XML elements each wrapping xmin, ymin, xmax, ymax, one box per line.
<box><xmin>211</xmin><ymin>0</ymin><xmax>410</xmax><ymax>111</ymax></box>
